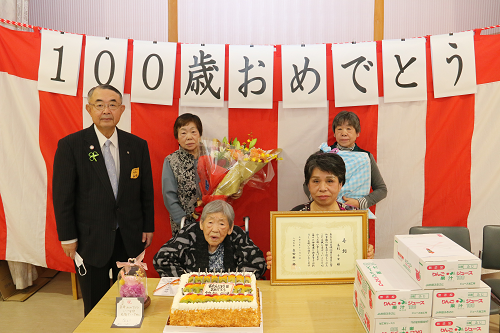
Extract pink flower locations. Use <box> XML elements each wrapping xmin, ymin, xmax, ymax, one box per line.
<box><xmin>120</xmin><ymin>282</ymin><xmax>146</xmax><ymax>298</ymax></box>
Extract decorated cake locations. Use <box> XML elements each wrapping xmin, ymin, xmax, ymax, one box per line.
<box><xmin>169</xmin><ymin>272</ymin><xmax>260</xmax><ymax>327</ymax></box>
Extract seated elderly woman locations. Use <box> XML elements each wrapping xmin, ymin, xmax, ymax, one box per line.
<box><xmin>266</xmin><ymin>152</ymin><xmax>374</xmax><ymax>267</ymax></box>
<box><xmin>153</xmin><ymin>200</ymin><xmax>267</xmax><ymax>279</ymax></box>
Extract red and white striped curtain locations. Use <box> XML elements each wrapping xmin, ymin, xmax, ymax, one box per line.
<box><xmin>1</xmin><ymin>25</ymin><xmax>500</xmax><ymax>278</ymax></box>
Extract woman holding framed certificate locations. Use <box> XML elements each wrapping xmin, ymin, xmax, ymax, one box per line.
<box><xmin>292</xmin><ymin>152</ymin><xmax>356</xmax><ymax>212</ymax></box>
<box><xmin>266</xmin><ymin>152</ymin><xmax>374</xmax><ymax>271</ymax></box>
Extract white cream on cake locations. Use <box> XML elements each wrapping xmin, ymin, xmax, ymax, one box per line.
<box><xmin>170</xmin><ymin>272</ymin><xmax>258</xmax><ymax>312</ymax></box>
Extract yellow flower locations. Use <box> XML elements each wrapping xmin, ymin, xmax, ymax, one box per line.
<box><xmin>244</xmin><ymin>158</ymin><xmax>249</xmax><ymax>161</ymax></box>
<box><xmin>252</xmin><ymin>158</ymin><xmax>256</xmax><ymax>162</ymax></box>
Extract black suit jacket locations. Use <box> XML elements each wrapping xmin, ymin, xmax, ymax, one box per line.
<box><xmin>53</xmin><ymin>125</ymin><xmax>154</xmax><ymax>268</ymax></box>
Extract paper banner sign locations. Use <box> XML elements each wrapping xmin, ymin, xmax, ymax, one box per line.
<box><xmin>228</xmin><ymin>45</ymin><xmax>274</xmax><ymax>109</ymax></box>
<box><xmin>332</xmin><ymin>42</ymin><xmax>379</xmax><ymax>107</ymax></box>
<box><xmin>281</xmin><ymin>44</ymin><xmax>327</xmax><ymax>109</ymax></box>
<box><xmin>130</xmin><ymin>40</ymin><xmax>177</xmax><ymax>105</ymax></box>
<box><xmin>180</xmin><ymin>44</ymin><xmax>225</xmax><ymax>108</ymax></box>
<box><xmin>38</xmin><ymin>30</ymin><xmax>83</xmax><ymax>96</ymax></box>
<box><xmin>37</xmin><ymin>33</ymin><xmax>479</xmax><ymax>108</ymax></box>
<box><xmin>430</xmin><ymin>31</ymin><xmax>477</xmax><ymax>98</ymax></box>
<box><xmin>82</xmin><ymin>36</ymin><xmax>128</xmax><ymax>97</ymax></box>
<box><xmin>382</xmin><ymin>38</ymin><xmax>427</xmax><ymax>103</ymax></box>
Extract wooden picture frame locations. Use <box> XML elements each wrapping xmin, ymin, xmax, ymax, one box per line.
<box><xmin>270</xmin><ymin>210</ymin><xmax>368</xmax><ymax>285</ymax></box>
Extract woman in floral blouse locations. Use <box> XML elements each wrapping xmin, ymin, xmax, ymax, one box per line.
<box><xmin>162</xmin><ymin>113</ymin><xmax>203</xmax><ymax>236</ymax></box>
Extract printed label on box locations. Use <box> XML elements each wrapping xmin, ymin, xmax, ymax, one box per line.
<box><xmin>431</xmin><ymin>317</ymin><xmax>489</xmax><ymax>333</ymax></box>
<box><xmin>432</xmin><ymin>281</ymin><xmax>490</xmax><ymax>317</ymax></box>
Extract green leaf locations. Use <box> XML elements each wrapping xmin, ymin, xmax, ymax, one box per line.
<box><xmin>249</xmin><ymin>138</ymin><xmax>257</xmax><ymax>149</ymax></box>
<box><xmin>222</xmin><ymin>137</ymin><xmax>228</xmax><ymax>144</ymax></box>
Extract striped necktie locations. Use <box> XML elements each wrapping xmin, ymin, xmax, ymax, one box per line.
<box><xmin>103</xmin><ymin>140</ymin><xmax>118</xmax><ymax>199</ymax></box>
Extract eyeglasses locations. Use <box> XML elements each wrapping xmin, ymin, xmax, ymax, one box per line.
<box><xmin>89</xmin><ymin>103</ymin><xmax>122</xmax><ymax>111</ymax></box>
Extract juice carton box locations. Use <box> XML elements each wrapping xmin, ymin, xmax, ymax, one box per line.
<box><xmin>353</xmin><ymin>285</ymin><xmax>431</xmax><ymax>333</ymax></box>
<box><xmin>355</xmin><ymin>259</ymin><xmax>432</xmax><ymax>318</ymax></box>
<box><xmin>393</xmin><ymin>234</ymin><xmax>481</xmax><ymax>289</ymax></box>
<box><xmin>432</xmin><ymin>281</ymin><xmax>490</xmax><ymax>317</ymax></box>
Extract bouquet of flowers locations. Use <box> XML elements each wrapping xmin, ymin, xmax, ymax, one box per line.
<box><xmin>197</xmin><ymin>135</ymin><xmax>282</xmax><ymax>207</ymax></box>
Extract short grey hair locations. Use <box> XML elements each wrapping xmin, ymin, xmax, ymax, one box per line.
<box><xmin>200</xmin><ymin>200</ymin><xmax>235</xmax><ymax>228</ymax></box>
<box><xmin>87</xmin><ymin>84</ymin><xmax>123</xmax><ymax>102</ymax></box>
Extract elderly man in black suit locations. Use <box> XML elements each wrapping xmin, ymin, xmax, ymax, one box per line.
<box><xmin>53</xmin><ymin>84</ymin><xmax>154</xmax><ymax>316</ymax></box>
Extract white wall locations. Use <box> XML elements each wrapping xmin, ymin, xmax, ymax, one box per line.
<box><xmin>178</xmin><ymin>0</ymin><xmax>374</xmax><ymax>45</ymax></box>
<box><xmin>384</xmin><ymin>0</ymin><xmax>500</xmax><ymax>39</ymax></box>
<box><xmin>0</xmin><ymin>0</ymin><xmax>29</xmax><ymax>30</ymax></box>
<box><xmin>28</xmin><ymin>0</ymin><xmax>500</xmax><ymax>44</ymax></box>
<box><xmin>28</xmin><ymin>0</ymin><xmax>169</xmax><ymax>41</ymax></box>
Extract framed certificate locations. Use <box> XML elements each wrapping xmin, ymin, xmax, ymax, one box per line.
<box><xmin>270</xmin><ymin>210</ymin><xmax>368</xmax><ymax>285</ymax></box>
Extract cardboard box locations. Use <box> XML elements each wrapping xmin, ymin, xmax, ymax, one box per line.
<box><xmin>355</xmin><ymin>259</ymin><xmax>432</xmax><ymax>318</ymax></box>
<box><xmin>430</xmin><ymin>316</ymin><xmax>489</xmax><ymax>333</ymax></box>
<box><xmin>393</xmin><ymin>234</ymin><xmax>481</xmax><ymax>289</ymax></box>
<box><xmin>353</xmin><ymin>288</ymin><xmax>431</xmax><ymax>333</ymax></box>
<box><xmin>432</xmin><ymin>281</ymin><xmax>490</xmax><ymax>317</ymax></box>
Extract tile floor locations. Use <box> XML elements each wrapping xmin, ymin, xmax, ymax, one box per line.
<box><xmin>0</xmin><ymin>272</ymin><xmax>498</xmax><ymax>332</ymax></box>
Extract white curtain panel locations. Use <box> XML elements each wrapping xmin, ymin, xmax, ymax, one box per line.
<box><xmin>179</xmin><ymin>0</ymin><xmax>375</xmax><ymax>45</ymax></box>
<box><xmin>0</xmin><ymin>0</ymin><xmax>29</xmax><ymax>30</ymax></box>
<box><xmin>375</xmin><ymin>98</ymin><xmax>427</xmax><ymax>259</ymax></box>
<box><xmin>1</xmin><ymin>0</ymin><xmax>35</xmax><ymax>290</ymax></box>
<box><xmin>28</xmin><ymin>0</ymin><xmax>169</xmax><ymax>41</ymax></box>
<box><xmin>384</xmin><ymin>0</ymin><xmax>500</xmax><ymax>39</ymax></box>
<box><xmin>0</xmin><ymin>73</ymin><xmax>46</xmax><ymax>287</ymax></box>
<box><xmin>469</xmin><ymin>81</ymin><xmax>500</xmax><ymax>255</ymax></box>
